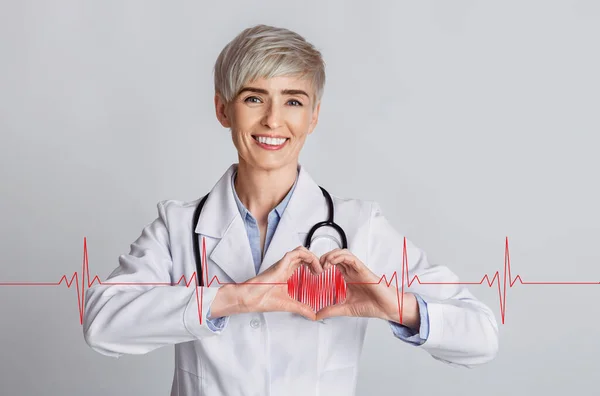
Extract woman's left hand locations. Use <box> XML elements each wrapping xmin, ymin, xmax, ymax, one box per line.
<box><xmin>315</xmin><ymin>248</ymin><xmax>421</xmax><ymax>331</ymax></box>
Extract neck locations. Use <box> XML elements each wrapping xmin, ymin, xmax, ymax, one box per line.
<box><xmin>234</xmin><ymin>159</ymin><xmax>298</xmax><ymax>223</ymax></box>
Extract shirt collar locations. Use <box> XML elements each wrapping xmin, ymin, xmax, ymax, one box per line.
<box><xmin>231</xmin><ymin>166</ymin><xmax>299</xmax><ymax>221</ymax></box>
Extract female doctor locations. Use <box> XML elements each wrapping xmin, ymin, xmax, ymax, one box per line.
<box><xmin>83</xmin><ymin>24</ymin><xmax>499</xmax><ymax>396</ymax></box>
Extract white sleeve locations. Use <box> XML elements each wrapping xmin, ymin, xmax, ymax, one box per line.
<box><xmin>368</xmin><ymin>201</ymin><xmax>499</xmax><ymax>368</ymax></box>
<box><xmin>82</xmin><ymin>201</ymin><xmax>228</xmax><ymax>358</ymax></box>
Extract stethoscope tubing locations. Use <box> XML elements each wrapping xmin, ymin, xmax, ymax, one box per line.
<box><xmin>192</xmin><ymin>186</ymin><xmax>346</xmax><ymax>287</ymax></box>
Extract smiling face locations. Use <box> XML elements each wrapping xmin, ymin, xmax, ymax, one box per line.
<box><xmin>215</xmin><ymin>75</ymin><xmax>321</xmax><ymax>172</ymax></box>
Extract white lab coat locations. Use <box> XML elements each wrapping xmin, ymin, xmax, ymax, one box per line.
<box><xmin>83</xmin><ymin>163</ymin><xmax>498</xmax><ymax>396</ymax></box>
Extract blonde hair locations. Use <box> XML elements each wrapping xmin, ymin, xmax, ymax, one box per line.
<box><xmin>213</xmin><ymin>24</ymin><xmax>326</xmax><ymax>109</ymax></box>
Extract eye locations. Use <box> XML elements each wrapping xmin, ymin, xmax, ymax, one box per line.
<box><xmin>244</xmin><ymin>96</ymin><xmax>262</xmax><ymax>103</ymax></box>
<box><xmin>288</xmin><ymin>99</ymin><xmax>303</xmax><ymax>106</ymax></box>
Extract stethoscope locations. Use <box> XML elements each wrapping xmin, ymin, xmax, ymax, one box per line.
<box><xmin>192</xmin><ymin>186</ymin><xmax>347</xmax><ymax>287</ymax></box>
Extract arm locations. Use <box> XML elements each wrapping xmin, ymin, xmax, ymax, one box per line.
<box><xmin>83</xmin><ymin>201</ymin><xmax>229</xmax><ymax>358</ymax></box>
<box><xmin>83</xmin><ymin>201</ymin><xmax>320</xmax><ymax>358</ymax></box>
<box><xmin>369</xmin><ymin>201</ymin><xmax>499</xmax><ymax>367</ymax></box>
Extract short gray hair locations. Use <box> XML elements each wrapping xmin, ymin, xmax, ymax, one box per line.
<box><xmin>213</xmin><ymin>24</ymin><xmax>326</xmax><ymax>109</ymax></box>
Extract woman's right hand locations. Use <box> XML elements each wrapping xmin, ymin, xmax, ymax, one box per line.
<box><xmin>208</xmin><ymin>246</ymin><xmax>323</xmax><ymax>320</ymax></box>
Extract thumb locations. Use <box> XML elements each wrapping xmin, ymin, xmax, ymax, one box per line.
<box><xmin>316</xmin><ymin>303</ymin><xmax>348</xmax><ymax>321</ymax></box>
<box><xmin>284</xmin><ymin>299</ymin><xmax>316</xmax><ymax>321</ymax></box>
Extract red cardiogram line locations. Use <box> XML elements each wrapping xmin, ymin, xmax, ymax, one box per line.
<box><xmin>0</xmin><ymin>236</ymin><xmax>597</xmax><ymax>326</ymax></box>
<box><xmin>362</xmin><ymin>236</ymin><xmax>600</xmax><ymax>324</ymax></box>
<box><xmin>0</xmin><ymin>237</ymin><xmax>287</xmax><ymax>326</ymax></box>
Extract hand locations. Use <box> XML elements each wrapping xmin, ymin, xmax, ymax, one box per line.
<box><xmin>315</xmin><ymin>248</ymin><xmax>420</xmax><ymax>330</ymax></box>
<box><xmin>237</xmin><ymin>246</ymin><xmax>323</xmax><ymax>320</ymax></box>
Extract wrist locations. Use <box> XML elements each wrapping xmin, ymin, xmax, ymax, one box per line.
<box><xmin>386</xmin><ymin>292</ymin><xmax>420</xmax><ymax>331</ymax></box>
<box><xmin>208</xmin><ymin>284</ymin><xmax>243</xmax><ymax>318</ymax></box>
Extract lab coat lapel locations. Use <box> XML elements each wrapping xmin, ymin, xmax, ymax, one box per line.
<box><xmin>194</xmin><ymin>164</ymin><xmax>256</xmax><ymax>284</ymax></box>
<box><xmin>258</xmin><ymin>164</ymin><xmax>327</xmax><ymax>275</ymax></box>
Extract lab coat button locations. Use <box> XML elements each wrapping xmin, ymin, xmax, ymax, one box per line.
<box><xmin>250</xmin><ymin>318</ymin><xmax>260</xmax><ymax>329</ymax></box>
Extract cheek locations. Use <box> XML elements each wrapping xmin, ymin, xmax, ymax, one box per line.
<box><xmin>240</xmin><ymin>110</ymin><xmax>266</xmax><ymax>130</ymax></box>
<box><xmin>288</xmin><ymin>110</ymin><xmax>312</xmax><ymax>130</ymax></box>
<box><xmin>229</xmin><ymin>114</ymin><xmax>254</xmax><ymax>140</ymax></box>
<box><xmin>229</xmin><ymin>103</ymin><xmax>254</xmax><ymax>124</ymax></box>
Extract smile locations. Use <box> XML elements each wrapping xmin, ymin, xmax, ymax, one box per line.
<box><xmin>252</xmin><ymin>135</ymin><xmax>289</xmax><ymax>150</ymax></box>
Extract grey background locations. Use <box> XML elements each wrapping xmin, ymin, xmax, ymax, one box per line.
<box><xmin>1</xmin><ymin>1</ymin><xmax>599</xmax><ymax>395</ymax></box>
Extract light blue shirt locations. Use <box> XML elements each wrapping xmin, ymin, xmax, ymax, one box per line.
<box><xmin>231</xmin><ymin>169</ymin><xmax>296</xmax><ymax>275</ymax></box>
<box><xmin>207</xmin><ymin>168</ymin><xmax>429</xmax><ymax>345</ymax></box>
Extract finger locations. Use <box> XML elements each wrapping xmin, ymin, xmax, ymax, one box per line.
<box><xmin>284</xmin><ymin>299</ymin><xmax>316</xmax><ymax>321</ymax></box>
<box><xmin>321</xmin><ymin>250</ymin><xmax>343</xmax><ymax>271</ymax></box>
<box><xmin>321</xmin><ymin>261</ymin><xmax>346</xmax><ymax>276</ymax></box>
<box><xmin>294</xmin><ymin>245</ymin><xmax>316</xmax><ymax>258</ymax></box>
<box><xmin>315</xmin><ymin>303</ymin><xmax>348</xmax><ymax>320</ymax></box>
<box><xmin>321</xmin><ymin>249</ymin><xmax>345</xmax><ymax>271</ymax></box>
<box><xmin>327</xmin><ymin>254</ymin><xmax>361</xmax><ymax>276</ymax></box>
<box><xmin>319</xmin><ymin>248</ymin><xmax>342</xmax><ymax>266</ymax></box>
<box><xmin>285</xmin><ymin>249</ymin><xmax>322</xmax><ymax>276</ymax></box>
<box><xmin>298</xmin><ymin>246</ymin><xmax>323</xmax><ymax>274</ymax></box>
<box><xmin>322</xmin><ymin>249</ymin><xmax>353</xmax><ymax>268</ymax></box>
<box><xmin>323</xmin><ymin>259</ymin><xmax>338</xmax><ymax>272</ymax></box>
<box><xmin>332</xmin><ymin>263</ymin><xmax>348</xmax><ymax>278</ymax></box>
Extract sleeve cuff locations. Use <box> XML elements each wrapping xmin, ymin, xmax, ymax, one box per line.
<box><xmin>389</xmin><ymin>293</ymin><xmax>430</xmax><ymax>345</ymax></box>
<box><xmin>206</xmin><ymin>307</ymin><xmax>229</xmax><ymax>332</ymax></box>
<box><xmin>183</xmin><ymin>287</ymin><xmax>229</xmax><ymax>338</ymax></box>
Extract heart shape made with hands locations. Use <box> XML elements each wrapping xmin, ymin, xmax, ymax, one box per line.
<box><xmin>287</xmin><ymin>264</ymin><xmax>347</xmax><ymax>312</ymax></box>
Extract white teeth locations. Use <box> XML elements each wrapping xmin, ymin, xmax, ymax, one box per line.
<box><xmin>256</xmin><ymin>136</ymin><xmax>287</xmax><ymax>146</ymax></box>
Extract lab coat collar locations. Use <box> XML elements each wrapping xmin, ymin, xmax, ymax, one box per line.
<box><xmin>194</xmin><ymin>162</ymin><xmax>326</xmax><ymax>283</ymax></box>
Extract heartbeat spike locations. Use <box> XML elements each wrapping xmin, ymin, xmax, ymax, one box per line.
<box><xmin>0</xmin><ymin>236</ymin><xmax>598</xmax><ymax>325</ymax></box>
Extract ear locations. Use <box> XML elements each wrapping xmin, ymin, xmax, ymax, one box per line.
<box><xmin>214</xmin><ymin>92</ymin><xmax>231</xmax><ymax>128</ymax></box>
<box><xmin>307</xmin><ymin>100</ymin><xmax>321</xmax><ymax>135</ymax></box>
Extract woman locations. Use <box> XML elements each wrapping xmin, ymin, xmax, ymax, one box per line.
<box><xmin>83</xmin><ymin>24</ymin><xmax>498</xmax><ymax>395</ymax></box>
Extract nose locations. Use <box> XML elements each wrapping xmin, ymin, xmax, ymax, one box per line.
<box><xmin>261</xmin><ymin>102</ymin><xmax>281</xmax><ymax>129</ymax></box>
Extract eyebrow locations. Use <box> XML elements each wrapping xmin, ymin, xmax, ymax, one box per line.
<box><xmin>237</xmin><ymin>87</ymin><xmax>310</xmax><ymax>98</ymax></box>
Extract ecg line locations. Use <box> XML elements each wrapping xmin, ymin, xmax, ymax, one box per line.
<box><xmin>0</xmin><ymin>236</ymin><xmax>598</xmax><ymax>326</ymax></box>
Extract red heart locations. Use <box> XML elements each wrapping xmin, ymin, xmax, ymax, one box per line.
<box><xmin>287</xmin><ymin>265</ymin><xmax>347</xmax><ymax>312</ymax></box>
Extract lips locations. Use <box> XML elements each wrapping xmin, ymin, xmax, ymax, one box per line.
<box><xmin>252</xmin><ymin>135</ymin><xmax>289</xmax><ymax>142</ymax></box>
<box><xmin>252</xmin><ymin>136</ymin><xmax>289</xmax><ymax>150</ymax></box>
